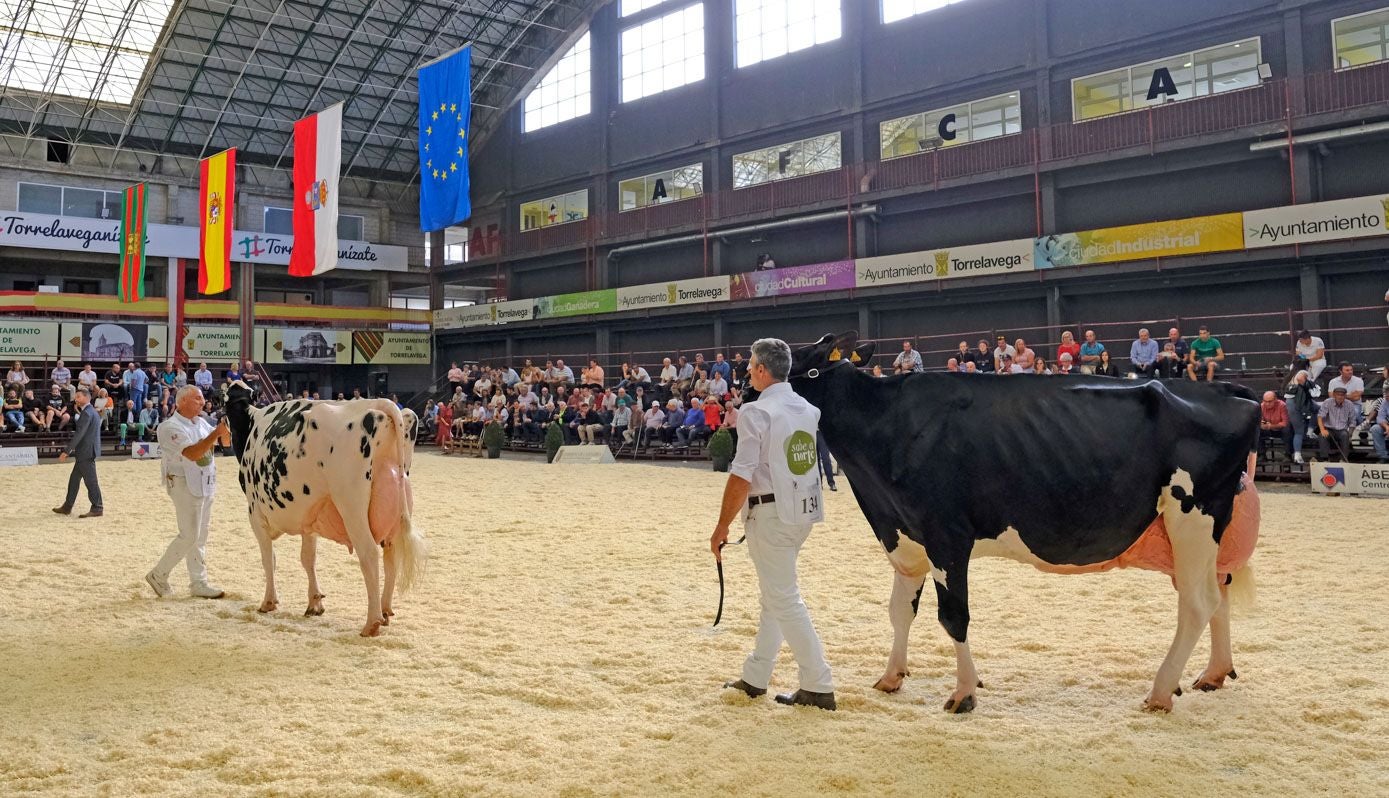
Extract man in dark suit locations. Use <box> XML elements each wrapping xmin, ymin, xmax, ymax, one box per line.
<box><xmin>54</xmin><ymin>387</ymin><xmax>103</xmax><ymax>518</ymax></box>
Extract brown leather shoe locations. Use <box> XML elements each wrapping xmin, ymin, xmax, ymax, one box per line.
<box><xmin>79</xmin><ymin>509</ymin><xmax>103</xmax><ymax>518</ymax></box>
<box><xmin>774</xmin><ymin>689</ymin><xmax>837</xmax><ymax>711</ymax></box>
<box><xmin>52</xmin><ymin>506</ymin><xmax>72</xmax><ymax>515</ymax></box>
<box><xmin>722</xmin><ymin>679</ymin><xmax>766</xmax><ymax>698</ymax></box>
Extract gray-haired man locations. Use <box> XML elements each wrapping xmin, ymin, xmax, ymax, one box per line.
<box><xmin>53</xmin><ymin>387</ymin><xmax>103</xmax><ymax>518</ymax></box>
<box><xmin>712</xmin><ymin>338</ymin><xmax>835</xmax><ymax>710</ymax></box>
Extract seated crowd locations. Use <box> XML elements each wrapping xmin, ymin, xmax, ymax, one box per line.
<box><xmin>424</xmin><ymin>354</ymin><xmax>745</xmax><ymax>454</ymax></box>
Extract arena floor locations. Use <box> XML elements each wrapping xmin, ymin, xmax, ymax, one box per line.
<box><xmin>1</xmin><ymin>452</ymin><xmax>1386</xmax><ymax>797</ymax></box>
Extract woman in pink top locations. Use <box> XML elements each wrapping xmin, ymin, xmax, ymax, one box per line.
<box><xmin>1013</xmin><ymin>339</ymin><xmax>1035</xmax><ymax>372</ymax></box>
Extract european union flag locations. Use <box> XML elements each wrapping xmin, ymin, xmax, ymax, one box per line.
<box><xmin>418</xmin><ymin>45</ymin><xmax>472</xmax><ymax>232</ymax></box>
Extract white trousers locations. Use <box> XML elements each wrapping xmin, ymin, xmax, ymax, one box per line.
<box><xmin>154</xmin><ymin>477</ymin><xmax>214</xmax><ymax>585</ymax></box>
<box><xmin>740</xmin><ymin>504</ymin><xmax>834</xmax><ymax>693</ymax></box>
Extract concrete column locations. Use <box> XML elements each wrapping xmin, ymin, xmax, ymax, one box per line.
<box><xmin>1038</xmin><ymin>172</ymin><xmax>1058</xmax><ymax>235</ymax></box>
<box><xmin>857</xmin><ymin>305</ymin><xmax>874</xmax><ymax>341</ymax></box>
<box><xmin>1046</xmin><ymin>285</ymin><xmax>1063</xmax><ymax>332</ymax></box>
<box><xmin>1299</xmin><ymin>264</ymin><xmax>1323</xmax><ymax>333</ymax></box>
<box><xmin>368</xmin><ymin>273</ymin><xmax>391</xmax><ymax>307</ymax></box>
<box><xmin>428</xmin><ymin>229</ymin><xmax>445</xmax><ymax>311</ymax></box>
<box><xmin>712</xmin><ymin>317</ymin><xmax>724</xmax><ymax>350</ymax></box>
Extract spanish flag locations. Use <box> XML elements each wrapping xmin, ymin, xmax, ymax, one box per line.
<box><xmin>119</xmin><ymin>183</ymin><xmax>146</xmax><ymax>303</ymax></box>
<box><xmin>199</xmin><ymin>148</ymin><xmax>235</xmax><ymax>295</ymax></box>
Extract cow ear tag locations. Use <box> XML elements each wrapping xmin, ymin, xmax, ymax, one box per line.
<box><xmin>828</xmin><ymin>348</ymin><xmax>842</xmax><ymax>362</ymax></box>
<box><xmin>849</xmin><ymin>350</ymin><xmax>862</xmax><ymax>364</ymax></box>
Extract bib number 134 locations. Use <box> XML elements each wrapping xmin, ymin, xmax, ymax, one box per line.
<box><xmin>801</xmin><ymin>496</ymin><xmax>818</xmax><ymax>514</ymax></box>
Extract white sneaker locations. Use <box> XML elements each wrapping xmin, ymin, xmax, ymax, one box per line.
<box><xmin>190</xmin><ymin>582</ymin><xmax>225</xmax><ymax>599</ymax></box>
<box><xmin>1293</xmin><ymin>452</ymin><xmax>1304</xmax><ymax>464</ymax></box>
<box><xmin>145</xmin><ymin>571</ymin><xmax>172</xmax><ymax>598</ymax></box>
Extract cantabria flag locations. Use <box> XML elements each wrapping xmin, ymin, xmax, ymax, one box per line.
<box><xmin>290</xmin><ymin>103</ymin><xmax>342</xmax><ymax>277</ymax></box>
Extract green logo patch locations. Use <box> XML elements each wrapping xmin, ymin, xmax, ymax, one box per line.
<box><xmin>784</xmin><ymin>430</ymin><xmax>817</xmax><ymax>476</ymax></box>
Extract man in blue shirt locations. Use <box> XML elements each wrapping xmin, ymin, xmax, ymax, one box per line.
<box><xmin>1166</xmin><ymin>328</ymin><xmax>1190</xmax><ymax>362</ymax></box>
<box><xmin>1130</xmin><ymin>328</ymin><xmax>1160</xmax><ymax>378</ymax></box>
<box><xmin>1078</xmin><ymin>330</ymin><xmax>1106</xmax><ymax>375</ymax></box>
<box><xmin>675</xmin><ymin>398</ymin><xmax>707</xmax><ymax>447</ymax></box>
<box><xmin>124</xmin><ymin>361</ymin><xmax>149</xmax><ymax>412</ymax></box>
<box><xmin>710</xmin><ymin>353</ymin><xmax>732</xmax><ymax>385</ymax></box>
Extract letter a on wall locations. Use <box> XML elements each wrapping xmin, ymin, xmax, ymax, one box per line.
<box><xmin>650</xmin><ymin>178</ymin><xmax>668</xmax><ymax>202</ymax></box>
<box><xmin>1146</xmin><ymin>67</ymin><xmax>1179</xmax><ymax>101</ymax></box>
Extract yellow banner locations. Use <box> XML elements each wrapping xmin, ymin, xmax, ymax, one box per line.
<box><xmin>1035</xmin><ymin>213</ymin><xmax>1245</xmax><ymax>268</ymax></box>
<box><xmin>199</xmin><ymin>148</ymin><xmax>234</xmax><ymax>295</ymax></box>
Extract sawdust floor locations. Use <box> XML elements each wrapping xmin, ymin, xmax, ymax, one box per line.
<box><xmin>1</xmin><ymin>453</ymin><xmax>1386</xmax><ymax>797</ymax></box>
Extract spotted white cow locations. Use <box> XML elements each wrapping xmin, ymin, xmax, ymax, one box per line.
<box><xmin>225</xmin><ymin>383</ymin><xmax>425</xmax><ymax>636</ymax></box>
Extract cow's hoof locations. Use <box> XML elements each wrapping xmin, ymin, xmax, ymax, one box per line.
<box><xmin>360</xmin><ymin>621</ymin><xmax>382</xmax><ymax>637</ymax></box>
<box><xmin>873</xmin><ymin>670</ymin><xmax>908</xmax><ymax>693</ymax></box>
<box><xmin>1193</xmin><ymin>668</ymin><xmax>1238</xmax><ymax>692</ymax></box>
<box><xmin>943</xmin><ymin>694</ymin><xmax>975</xmax><ymax>714</ymax></box>
<box><xmin>380</xmin><ymin>610</ymin><xmax>394</xmax><ymax>626</ymax></box>
<box><xmin>304</xmin><ymin>607</ymin><xmax>324</xmax><ymax>617</ymax></box>
<box><xmin>257</xmin><ymin>600</ymin><xmax>277</xmax><ymax>614</ymax></box>
<box><xmin>1142</xmin><ymin>698</ymin><xmax>1173</xmax><ymax>713</ymax></box>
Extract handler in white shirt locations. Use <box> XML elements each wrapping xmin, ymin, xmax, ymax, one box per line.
<box><xmin>145</xmin><ymin>386</ymin><xmax>230</xmax><ymax>600</ymax></box>
<box><xmin>711</xmin><ymin>338</ymin><xmax>835</xmax><ymax>711</ymax></box>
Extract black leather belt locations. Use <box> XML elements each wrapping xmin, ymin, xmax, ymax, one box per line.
<box><xmin>747</xmin><ymin>493</ymin><xmax>775</xmax><ymax>508</ymax></box>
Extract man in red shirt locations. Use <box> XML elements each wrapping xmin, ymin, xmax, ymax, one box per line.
<box><xmin>1259</xmin><ymin>390</ymin><xmax>1292</xmax><ymax>461</ymax></box>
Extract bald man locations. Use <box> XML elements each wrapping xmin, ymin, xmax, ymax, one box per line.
<box><xmin>1259</xmin><ymin>390</ymin><xmax>1292</xmax><ymax>462</ymax></box>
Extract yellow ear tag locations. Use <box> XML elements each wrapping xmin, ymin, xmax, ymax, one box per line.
<box><xmin>828</xmin><ymin>348</ymin><xmax>842</xmax><ymax>362</ymax></box>
<box><xmin>849</xmin><ymin>351</ymin><xmax>862</xmax><ymax>363</ymax></box>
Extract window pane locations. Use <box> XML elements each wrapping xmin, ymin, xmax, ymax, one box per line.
<box><xmin>617</xmin><ymin>163</ymin><xmax>703</xmax><ymax>211</ymax></box>
<box><xmin>621</xmin><ymin>0</ymin><xmax>672</xmax><ymax>16</ymax></box>
<box><xmin>735</xmin><ymin>0</ymin><xmax>841</xmax><ymax>68</ymax></box>
<box><xmin>882</xmin><ymin>0</ymin><xmax>967</xmax><ymax>24</ymax></box>
<box><xmin>17</xmin><ymin>183</ymin><xmax>61</xmax><ymax>214</ymax></box>
<box><xmin>1335</xmin><ymin>9</ymin><xmax>1389</xmax><ymax>68</ymax></box>
<box><xmin>733</xmin><ymin>133</ymin><xmax>839</xmax><ymax>189</ymax></box>
<box><xmin>338</xmin><ymin>215</ymin><xmax>364</xmax><ymax>241</ymax></box>
<box><xmin>1072</xmin><ymin>67</ymin><xmax>1130</xmax><ymax>120</ymax></box>
<box><xmin>879</xmin><ymin>92</ymin><xmax>1020</xmax><ymax>159</ymax></box>
<box><xmin>61</xmin><ymin>187</ymin><xmax>104</xmax><ymax>219</ymax></box>
<box><xmin>519</xmin><ymin>189</ymin><xmax>588</xmax><ymax>230</ymax></box>
<box><xmin>264</xmin><ymin>207</ymin><xmax>294</xmax><ymax>235</ymax></box>
<box><xmin>1073</xmin><ymin>37</ymin><xmax>1260</xmax><ymax>121</ymax></box>
<box><xmin>524</xmin><ymin>31</ymin><xmax>592</xmax><ymax>132</ymax></box>
<box><xmin>620</xmin><ymin>5</ymin><xmax>706</xmax><ymax>103</ymax></box>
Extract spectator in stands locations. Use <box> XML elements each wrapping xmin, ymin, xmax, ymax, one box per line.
<box><xmin>335</xmin><ymin>392</ymin><xmax>346</xmax><ymax>401</ymax></box>
<box><xmin>1130</xmin><ymin>329</ymin><xmax>1159</xmax><ymax>378</ymax></box>
<box><xmin>723</xmin><ymin>400</ymin><xmax>739</xmax><ymax>444</ymax></box>
<box><xmin>1259</xmin><ymin>391</ymin><xmax>1292</xmax><ymax>461</ymax></box>
<box><xmin>658</xmin><ymin>357</ymin><xmax>677</xmax><ymax>398</ymax></box>
<box><xmin>1318</xmin><ymin>386</ymin><xmax>1358</xmax><ymax>462</ymax></box>
<box><xmin>660</xmin><ymin>399</ymin><xmax>683</xmax><ymax>444</ymax></box>
<box><xmin>434</xmin><ymin>402</ymin><xmax>453</xmax><ymax>449</ymax></box>
<box><xmin>104</xmin><ymin>363</ymin><xmax>124</xmax><ymax>402</ymax></box>
<box><xmin>1167</xmin><ymin>328</ymin><xmax>1190</xmax><ymax>362</ymax></box>
<box><xmin>610</xmin><ymin>400</ymin><xmax>632</xmax><ymax>444</ymax></box>
<box><xmin>976</xmin><ymin>340</ymin><xmax>996</xmax><ymax>373</ymax></box>
<box><xmin>731</xmin><ymin>352</ymin><xmax>748</xmax><ymax>389</ymax></box>
<box><xmin>1284</xmin><ymin>371</ymin><xmax>1320</xmax><ymax>466</ymax></box>
<box><xmin>193</xmin><ymin>362</ymin><xmax>213</xmax><ymax>394</ymax></box>
<box><xmin>711</xmin><ymin>353</ymin><xmax>732</xmax><ymax>386</ymax></box>
<box><xmin>963</xmin><ymin>361</ymin><xmax>979</xmax><ymax>374</ymax></box>
<box><xmin>946</xmin><ymin>358</ymin><xmax>960</xmax><ymax>373</ymax></box>
<box><xmin>6</xmin><ymin>361</ymin><xmax>29</xmax><ymax>394</ymax></box>
<box><xmin>23</xmin><ymin>389</ymin><xmax>44</xmax><ymax>431</ymax></box>
<box><xmin>472</xmin><ymin>371</ymin><xmax>492</xmax><ymax>401</ymax></box>
<box><xmin>1371</xmin><ymin>391</ymin><xmax>1389</xmax><ymax>464</ymax></box>
<box><xmin>582</xmin><ymin>359</ymin><xmax>604</xmax><ymax>391</ymax></box>
<box><xmin>1327</xmin><ymin>362</ymin><xmax>1365</xmax><ymax>411</ymax></box>
<box><xmin>117</xmin><ymin>399</ymin><xmax>146</xmax><ymax>445</ymax></box>
<box><xmin>144</xmin><ymin>364</ymin><xmax>163</xmax><ymax>407</ymax></box>
<box><xmin>124</xmin><ymin>361</ymin><xmax>148</xmax><ymax>411</ymax></box>
<box><xmin>892</xmin><ymin>341</ymin><xmax>923</xmax><ymax>374</ymax></box>
<box><xmin>501</xmin><ymin>365</ymin><xmax>520</xmax><ymax>388</ymax></box>
<box><xmin>446</xmin><ymin>361</ymin><xmax>465</xmax><ymax>396</ymax></box>
<box><xmin>755</xmin><ymin>253</ymin><xmax>776</xmax><ymax>271</ymax></box>
<box><xmin>1079</xmin><ymin>330</ymin><xmax>1105</xmax><ymax>374</ymax></box>
<box><xmin>520</xmin><ymin>359</ymin><xmax>542</xmax><ymax>387</ymax></box>
<box><xmin>1292</xmin><ymin>330</ymin><xmax>1327</xmax><ymax>382</ymax></box>
<box><xmin>51</xmin><ymin>360</ymin><xmax>73</xmax><ymax>400</ymax></box>
<box><xmin>46</xmin><ymin>385</ymin><xmax>72</xmax><ymax>430</ymax></box>
<box><xmin>707</xmin><ymin>368</ymin><xmax>730</xmax><ymax>401</ymax></box>
<box><xmin>350</xmin><ymin>388</ymin><xmax>364</xmax><ymax>400</ymax></box>
<box><xmin>998</xmin><ymin>353</ymin><xmax>1015</xmax><ymax>374</ymax></box>
<box><xmin>871</xmin><ymin>365</ymin><xmax>885</xmax><ymax>378</ymax></box>
<box><xmin>226</xmin><ymin>361</ymin><xmax>242</xmax><ymax>383</ymax></box>
<box><xmin>1186</xmin><ymin>326</ymin><xmax>1224</xmax><ymax>382</ymax></box>
<box><xmin>1155</xmin><ymin>342</ymin><xmax>1184</xmax><ymax>379</ymax></box>
<box><xmin>675</xmin><ymin>356</ymin><xmax>695</xmax><ymax>395</ymax></box>
<box><xmin>1055</xmin><ymin>353</ymin><xmax>1075</xmax><ymax>375</ymax></box>
<box><xmin>703</xmin><ymin>395</ymin><xmax>722</xmax><ymax>431</ymax></box>
<box><xmin>1013</xmin><ymin>339</ymin><xmax>1035</xmax><ymax>372</ymax></box>
<box><xmin>692</xmin><ymin>368</ymin><xmax>711</xmax><ymax>399</ymax></box>
<box><xmin>78</xmin><ymin>363</ymin><xmax>98</xmax><ymax>394</ymax></box>
<box><xmin>630</xmin><ymin>362</ymin><xmax>654</xmax><ymax>394</ymax></box>
<box><xmin>640</xmin><ymin>400</ymin><xmax>665</xmax><ymax>443</ymax></box>
<box><xmin>4</xmin><ymin>389</ymin><xmax>23</xmax><ymax>432</ymax></box>
<box><xmin>574</xmin><ymin>402</ymin><xmax>603</xmax><ymax>445</ymax></box>
<box><xmin>1032</xmin><ymin>356</ymin><xmax>1051</xmax><ymax>376</ymax></box>
<box><xmin>675</xmin><ymin>398</ymin><xmax>707</xmax><ymax>448</ymax></box>
<box><xmin>241</xmin><ymin>359</ymin><xmax>262</xmax><ymax>395</ymax></box>
<box><xmin>1056</xmin><ymin>332</ymin><xmax>1080</xmax><ymax>369</ymax></box>
<box><xmin>1095</xmin><ymin>349</ymin><xmax>1120</xmax><ymax>377</ymax></box>
<box><xmin>955</xmin><ymin>341</ymin><xmax>975</xmax><ymax>370</ymax></box>
<box><xmin>993</xmin><ymin>336</ymin><xmax>1016</xmax><ymax>371</ymax></box>
<box><xmin>93</xmin><ymin>388</ymin><xmax>113</xmax><ymax>430</ymax></box>
<box><xmin>554</xmin><ymin>359</ymin><xmax>575</xmax><ymax>388</ymax></box>
<box><xmin>158</xmin><ymin>363</ymin><xmax>176</xmax><ymax>398</ymax></box>
<box><xmin>173</xmin><ymin>363</ymin><xmax>188</xmax><ymax>390</ymax></box>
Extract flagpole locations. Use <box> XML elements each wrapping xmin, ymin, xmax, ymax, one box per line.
<box><xmin>239</xmin><ymin>262</ymin><xmax>254</xmax><ymax>365</ymax></box>
<box><xmin>167</xmin><ymin>258</ymin><xmax>187</xmax><ymax>368</ymax></box>
<box><xmin>418</xmin><ymin>41</ymin><xmax>472</xmax><ymax>71</ymax></box>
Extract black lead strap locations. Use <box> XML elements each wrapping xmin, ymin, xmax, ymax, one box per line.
<box><xmin>713</xmin><ymin>536</ymin><xmax>746</xmax><ymax>627</ymax></box>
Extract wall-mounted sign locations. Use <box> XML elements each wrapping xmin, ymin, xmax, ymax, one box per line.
<box><xmin>1034</xmin><ymin>213</ymin><xmax>1244</xmax><ymax>268</ymax></box>
<box><xmin>730</xmin><ymin>260</ymin><xmax>856</xmax><ymax>300</ymax></box>
<box><xmin>1243</xmin><ymin>195</ymin><xmax>1389</xmax><ymax>249</ymax></box>
<box><xmin>352</xmin><ymin>331</ymin><xmax>430</xmax><ymax>364</ymax></box>
<box><xmin>182</xmin><ymin>325</ymin><xmax>245</xmax><ymax>362</ymax></box>
<box><xmin>855</xmin><ymin>239</ymin><xmax>1034</xmax><ymax>288</ymax></box>
<box><xmin>263</xmin><ymin>328</ymin><xmax>351</xmax><ymax>365</ymax></box>
<box><xmin>0</xmin><ymin>321</ymin><xmax>60</xmax><ymax>359</ymax></box>
<box><xmin>0</xmin><ymin>446</ymin><xmax>38</xmax><ymax>467</ymax></box>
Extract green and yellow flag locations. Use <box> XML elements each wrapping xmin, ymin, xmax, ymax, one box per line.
<box><xmin>119</xmin><ymin>182</ymin><xmax>147</xmax><ymax>303</ymax></box>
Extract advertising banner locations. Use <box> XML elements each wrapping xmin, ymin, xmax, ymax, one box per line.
<box><xmin>1311</xmin><ymin>463</ymin><xmax>1389</xmax><ymax>497</ymax></box>
<box><xmin>352</xmin><ymin>331</ymin><xmax>431</xmax><ymax>365</ymax></box>
<box><xmin>0</xmin><ymin>211</ymin><xmax>408</xmax><ymax>271</ymax></box>
<box><xmin>534</xmin><ymin>289</ymin><xmax>617</xmax><ymax>320</ymax></box>
<box><xmin>729</xmin><ymin>260</ymin><xmax>856</xmax><ymax>300</ymax></box>
<box><xmin>131</xmin><ymin>441</ymin><xmax>162</xmax><ymax>460</ymax></box>
<box><xmin>0</xmin><ymin>446</ymin><xmax>38</xmax><ymax>467</ymax></box>
<box><xmin>616</xmin><ymin>275</ymin><xmax>731</xmax><ymax>311</ymax></box>
<box><xmin>493</xmin><ymin>299</ymin><xmax>534</xmax><ymax>324</ymax></box>
<box><xmin>66</xmin><ymin>322</ymin><xmax>167</xmax><ymax>363</ymax></box>
<box><xmin>181</xmin><ymin>325</ymin><xmax>245</xmax><ymax>363</ymax></box>
<box><xmin>434</xmin><ymin>303</ymin><xmax>497</xmax><ymax>330</ymax></box>
<box><xmin>1034</xmin><ymin>213</ymin><xmax>1244</xmax><ymax>268</ymax></box>
<box><xmin>0</xmin><ymin>321</ymin><xmax>60</xmax><ymax>359</ymax></box>
<box><xmin>264</xmin><ymin>328</ymin><xmax>351</xmax><ymax>365</ymax></box>
<box><xmin>855</xmin><ymin>239</ymin><xmax>1034</xmax><ymax>288</ymax></box>
<box><xmin>1244</xmin><ymin>194</ymin><xmax>1389</xmax><ymax>249</ymax></box>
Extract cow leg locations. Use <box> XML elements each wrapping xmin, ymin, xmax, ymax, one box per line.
<box><xmin>301</xmin><ymin>534</ymin><xmax>325</xmax><ymax>617</ymax></box>
<box><xmin>1145</xmin><ymin>484</ymin><xmax>1222</xmax><ymax>712</ymax></box>
<box><xmin>874</xmin><ymin>571</ymin><xmax>926</xmax><ymax>693</ymax></box>
<box><xmin>251</xmin><ymin>514</ymin><xmax>278</xmax><ymax>613</ymax></box>
<box><xmin>1193</xmin><ymin>582</ymin><xmax>1236</xmax><ymax>691</ymax></box>
<box><xmin>343</xmin><ymin>514</ymin><xmax>384</xmax><ymax>637</ymax></box>
<box><xmin>381</xmin><ymin>541</ymin><xmax>397</xmax><ymax>625</ymax></box>
<box><xmin>934</xmin><ymin>566</ymin><xmax>979</xmax><ymax>714</ymax></box>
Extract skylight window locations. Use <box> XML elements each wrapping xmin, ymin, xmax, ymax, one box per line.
<box><xmin>0</xmin><ymin>0</ymin><xmax>176</xmax><ymax>105</ymax></box>
<box><xmin>523</xmin><ymin>31</ymin><xmax>592</xmax><ymax>132</ymax></box>
<box><xmin>735</xmin><ymin>0</ymin><xmax>841</xmax><ymax>69</ymax></box>
<box><xmin>882</xmin><ymin>0</ymin><xmax>969</xmax><ymax>25</ymax></box>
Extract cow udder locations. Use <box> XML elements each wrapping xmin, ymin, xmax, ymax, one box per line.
<box><xmin>303</xmin><ymin>462</ymin><xmax>410</xmax><ymax>552</ymax></box>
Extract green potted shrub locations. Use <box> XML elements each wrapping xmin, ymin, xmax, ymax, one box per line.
<box><xmin>544</xmin><ymin>422</ymin><xmax>564</xmax><ymax>463</ymax></box>
<box><xmin>707</xmin><ymin>427</ymin><xmax>734</xmax><ymax>472</ymax></box>
<box><xmin>483</xmin><ymin>421</ymin><xmax>505</xmax><ymax>459</ymax></box>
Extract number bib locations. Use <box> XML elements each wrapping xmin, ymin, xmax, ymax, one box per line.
<box><xmin>183</xmin><ymin>458</ymin><xmax>217</xmax><ymax>497</ymax></box>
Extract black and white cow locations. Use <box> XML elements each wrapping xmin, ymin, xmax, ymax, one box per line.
<box><xmin>786</xmin><ymin>333</ymin><xmax>1261</xmax><ymax>713</ymax></box>
<box><xmin>226</xmin><ymin>384</ymin><xmax>425</xmax><ymax>636</ymax></box>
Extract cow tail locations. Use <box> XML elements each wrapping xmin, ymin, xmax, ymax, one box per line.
<box><xmin>391</xmin><ymin>512</ymin><xmax>427</xmax><ymax>594</ymax></box>
<box><xmin>1227</xmin><ymin>565</ymin><xmax>1256</xmax><ymax>612</ymax></box>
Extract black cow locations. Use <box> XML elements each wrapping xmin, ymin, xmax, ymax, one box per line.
<box><xmin>786</xmin><ymin>333</ymin><xmax>1261</xmax><ymax>713</ymax></box>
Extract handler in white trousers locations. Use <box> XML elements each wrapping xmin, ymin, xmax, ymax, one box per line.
<box><xmin>711</xmin><ymin>338</ymin><xmax>835</xmax><ymax>710</ymax></box>
<box><xmin>146</xmin><ymin>385</ymin><xmax>230</xmax><ymax>600</ymax></box>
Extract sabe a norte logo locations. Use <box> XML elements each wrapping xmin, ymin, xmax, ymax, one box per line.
<box><xmin>783</xmin><ymin>430</ymin><xmax>818</xmax><ymax>475</ymax></box>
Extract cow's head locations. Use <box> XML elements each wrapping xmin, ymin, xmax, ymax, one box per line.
<box><xmin>789</xmin><ymin>332</ymin><xmax>866</xmax><ymax>380</ymax></box>
<box><xmin>224</xmin><ymin>380</ymin><xmax>256</xmax><ymax>460</ymax></box>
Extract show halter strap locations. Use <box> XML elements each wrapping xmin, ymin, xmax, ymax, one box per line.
<box><xmin>713</xmin><ymin>536</ymin><xmax>746</xmax><ymax>627</ymax></box>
